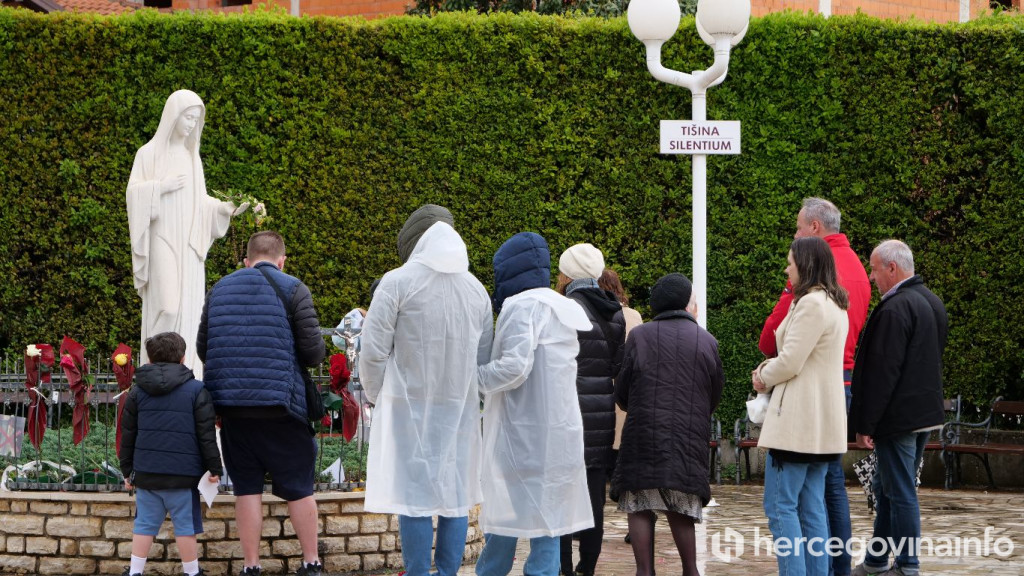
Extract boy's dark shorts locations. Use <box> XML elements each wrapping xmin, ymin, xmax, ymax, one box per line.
<box><xmin>221</xmin><ymin>416</ymin><xmax>316</xmax><ymax>501</ymax></box>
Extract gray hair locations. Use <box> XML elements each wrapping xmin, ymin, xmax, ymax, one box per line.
<box><xmin>873</xmin><ymin>239</ymin><xmax>915</xmax><ymax>274</ymax></box>
<box><xmin>801</xmin><ymin>197</ymin><xmax>841</xmax><ymax>233</ymax></box>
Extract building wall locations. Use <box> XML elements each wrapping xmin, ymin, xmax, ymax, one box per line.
<box><xmin>169</xmin><ymin>0</ymin><xmax>409</xmax><ymax>18</ymax></box>
<box><xmin>751</xmin><ymin>0</ymin><xmax>819</xmax><ymax>18</ymax></box>
<box><xmin>0</xmin><ymin>491</ymin><xmax>483</xmax><ymax>575</ymax></box>
<box><xmin>751</xmin><ymin>0</ymin><xmax>992</xmax><ymax>22</ymax></box>
<box><xmin>165</xmin><ymin>0</ymin><xmax>1007</xmax><ymax>22</ymax></box>
<box><xmin>167</xmin><ymin>0</ymin><xmax>1001</xmax><ymax>22</ymax></box>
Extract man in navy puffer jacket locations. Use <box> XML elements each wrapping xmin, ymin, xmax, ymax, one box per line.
<box><xmin>197</xmin><ymin>230</ymin><xmax>326</xmax><ymax>576</ymax></box>
<box><xmin>119</xmin><ymin>331</ymin><xmax>222</xmax><ymax>576</ymax></box>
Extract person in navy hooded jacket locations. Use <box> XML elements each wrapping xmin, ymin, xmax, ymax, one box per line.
<box><xmin>119</xmin><ymin>331</ymin><xmax>222</xmax><ymax>576</ymax></box>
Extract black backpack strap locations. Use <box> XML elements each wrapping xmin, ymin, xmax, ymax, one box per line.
<box><xmin>257</xmin><ymin>265</ymin><xmax>293</xmax><ymax>324</ymax></box>
<box><xmin>256</xmin><ymin>265</ymin><xmax>324</xmax><ymax>422</ymax></box>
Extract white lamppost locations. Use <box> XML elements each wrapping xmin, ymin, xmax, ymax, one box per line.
<box><xmin>628</xmin><ymin>0</ymin><xmax>750</xmax><ymax>328</ymax></box>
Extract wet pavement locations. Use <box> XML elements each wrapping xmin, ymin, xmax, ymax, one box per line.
<box><xmin>458</xmin><ymin>484</ymin><xmax>1024</xmax><ymax>575</ymax></box>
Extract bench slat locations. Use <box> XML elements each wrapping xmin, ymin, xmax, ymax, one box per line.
<box><xmin>945</xmin><ymin>443</ymin><xmax>1024</xmax><ymax>454</ymax></box>
<box><xmin>992</xmin><ymin>400</ymin><xmax>1024</xmax><ymax>417</ymax></box>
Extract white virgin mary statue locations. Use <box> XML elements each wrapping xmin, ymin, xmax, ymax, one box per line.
<box><xmin>127</xmin><ymin>90</ymin><xmax>247</xmax><ymax>376</ymax></box>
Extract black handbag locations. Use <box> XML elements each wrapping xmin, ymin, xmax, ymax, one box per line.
<box><xmin>257</xmin><ymin>266</ymin><xmax>326</xmax><ymax>420</ymax></box>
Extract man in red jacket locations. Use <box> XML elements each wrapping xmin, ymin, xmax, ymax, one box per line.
<box><xmin>759</xmin><ymin>197</ymin><xmax>871</xmax><ymax>576</ymax></box>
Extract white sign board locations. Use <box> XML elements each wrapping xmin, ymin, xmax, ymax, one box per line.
<box><xmin>660</xmin><ymin>121</ymin><xmax>741</xmax><ymax>155</ymax></box>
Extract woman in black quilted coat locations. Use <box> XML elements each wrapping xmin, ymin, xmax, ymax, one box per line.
<box><xmin>556</xmin><ymin>243</ymin><xmax>626</xmax><ymax>576</ymax></box>
<box><xmin>612</xmin><ymin>273</ymin><xmax>724</xmax><ymax>576</ymax></box>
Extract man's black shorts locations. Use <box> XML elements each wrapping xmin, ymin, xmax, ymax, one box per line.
<box><xmin>221</xmin><ymin>416</ymin><xmax>316</xmax><ymax>501</ymax></box>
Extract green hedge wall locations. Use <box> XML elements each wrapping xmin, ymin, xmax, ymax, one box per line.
<box><xmin>2</xmin><ymin>9</ymin><xmax>1023</xmax><ymax>424</ymax></box>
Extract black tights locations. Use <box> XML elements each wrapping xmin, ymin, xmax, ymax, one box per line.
<box><xmin>627</xmin><ymin>510</ymin><xmax>699</xmax><ymax>576</ymax></box>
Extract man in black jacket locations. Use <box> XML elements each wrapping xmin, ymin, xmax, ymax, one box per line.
<box><xmin>557</xmin><ymin>243</ymin><xmax>626</xmax><ymax>576</ymax></box>
<box><xmin>851</xmin><ymin>240</ymin><xmax>948</xmax><ymax>576</ymax></box>
<box><xmin>120</xmin><ymin>332</ymin><xmax>222</xmax><ymax>576</ymax></box>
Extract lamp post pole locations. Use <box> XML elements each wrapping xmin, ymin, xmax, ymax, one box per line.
<box><xmin>628</xmin><ymin>0</ymin><xmax>750</xmax><ymax>329</ymax></box>
<box><xmin>692</xmin><ymin>86</ymin><xmax>707</xmax><ymax>327</ymax></box>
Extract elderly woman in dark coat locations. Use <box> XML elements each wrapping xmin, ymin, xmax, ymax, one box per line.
<box><xmin>611</xmin><ymin>274</ymin><xmax>724</xmax><ymax>576</ymax></box>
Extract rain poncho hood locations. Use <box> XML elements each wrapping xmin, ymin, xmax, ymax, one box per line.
<box><xmin>477</xmin><ymin>237</ymin><xmax>594</xmax><ymax>537</ymax></box>
<box><xmin>406</xmin><ymin>221</ymin><xmax>468</xmax><ymax>273</ymax></box>
<box><xmin>359</xmin><ymin>222</ymin><xmax>493</xmax><ymax>517</ymax></box>
<box><xmin>491</xmin><ymin>232</ymin><xmax>551</xmax><ymax>314</ymax></box>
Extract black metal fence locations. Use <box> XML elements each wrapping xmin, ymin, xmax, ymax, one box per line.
<box><xmin>1</xmin><ymin>328</ymin><xmax>369</xmax><ymax>493</ymax></box>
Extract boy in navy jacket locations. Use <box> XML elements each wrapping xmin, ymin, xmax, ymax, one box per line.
<box><xmin>119</xmin><ymin>332</ymin><xmax>222</xmax><ymax>576</ymax></box>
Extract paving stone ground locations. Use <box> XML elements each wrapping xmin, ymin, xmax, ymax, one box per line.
<box><xmin>454</xmin><ymin>484</ymin><xmax>1024</xmax><ymax>576</ymax></box>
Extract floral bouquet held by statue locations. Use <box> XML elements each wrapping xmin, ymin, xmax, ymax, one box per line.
<box><xmin>210</xmin><ymin>189</ymin><xmax>269</xmax><ymax>264</ymax></box>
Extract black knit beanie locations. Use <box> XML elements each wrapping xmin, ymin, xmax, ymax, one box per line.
<box><xmin>650</xmin><ymin>273</ymin><xmax>693</xmax><ymax>315</ymax></box>
<box><xmin>397</xmin><ymin>204</ymin><xmax>454</xmax><ymax>263</ymax></box>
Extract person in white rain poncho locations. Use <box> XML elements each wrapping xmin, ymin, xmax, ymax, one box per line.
<box><xmin>359</xmin><ymin>205</ymin><xmax>493</xmax><ymax>576</ymax></box>
<box><xmin>475</xmin><ymin>232</ymin><xmax>594</xmax><ymax>576</ymax></box>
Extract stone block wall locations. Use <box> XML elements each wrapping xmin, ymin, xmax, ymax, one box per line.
<box><xmin>0</xmin><ymin>491</ymin><xmax>483</xmax><ymax>575</ymax></box>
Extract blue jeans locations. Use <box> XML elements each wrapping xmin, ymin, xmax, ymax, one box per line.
<box><xmin>476</xmin><ymin>533</ymin><xmax>559</xmax><ymax>576</ymax></box>
<box><xmin>763</xmin><ymin>454</ymin><xmax>830</xmax><ymax>576</ymax></box>
<box><xmin>825</xmin><ymin>386</ymin><xmax>853</xmax><ymax>576</ymax></box>
<box><xmin>864</xmin><ymin>432</ymin><xmax>928</xmax><ymax>576</ymax></box>
<box><xmin>399</xmin><ymin>515</ymin><xmax>469</xmax><ymax>576</ymax></box>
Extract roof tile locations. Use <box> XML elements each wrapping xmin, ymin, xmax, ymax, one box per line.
<box><xmin>56</xmin><ymin>0</ymin><xmax>138</xmax><ymax>14</ymax></box>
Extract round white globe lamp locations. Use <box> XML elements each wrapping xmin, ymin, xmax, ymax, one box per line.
<box><xmin>696</xmin><ymin>0</ymin><xmax>751</xmax><ymax>46</ymax></box>
<box><xmin>627</xmin><ymin>0</ymin><xmax>681</xmax><ymax>43</ymax></box>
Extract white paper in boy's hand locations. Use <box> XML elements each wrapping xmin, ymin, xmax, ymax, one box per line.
<box><xmin>198</xmin><ymin>472</ymin><xmax>218</xmax><ymax>508</ymax></box>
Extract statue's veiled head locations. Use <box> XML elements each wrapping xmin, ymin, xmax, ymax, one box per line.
<box><xmin>153</xmin><ymin>90</ymin><xmax>206</xmax><ymax>153</ymax></box>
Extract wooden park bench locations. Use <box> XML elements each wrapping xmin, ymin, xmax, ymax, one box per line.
<box><xmin>941</xmin><ymin>396</ymin><xmax>1024</xmax><ymax>489</ymax></box>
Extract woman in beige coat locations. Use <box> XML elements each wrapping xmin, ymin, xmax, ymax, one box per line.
<box><xmin>752</xmin><ymin>236</ymin><xmax>849</xmax><ymax>576</ymax></box>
